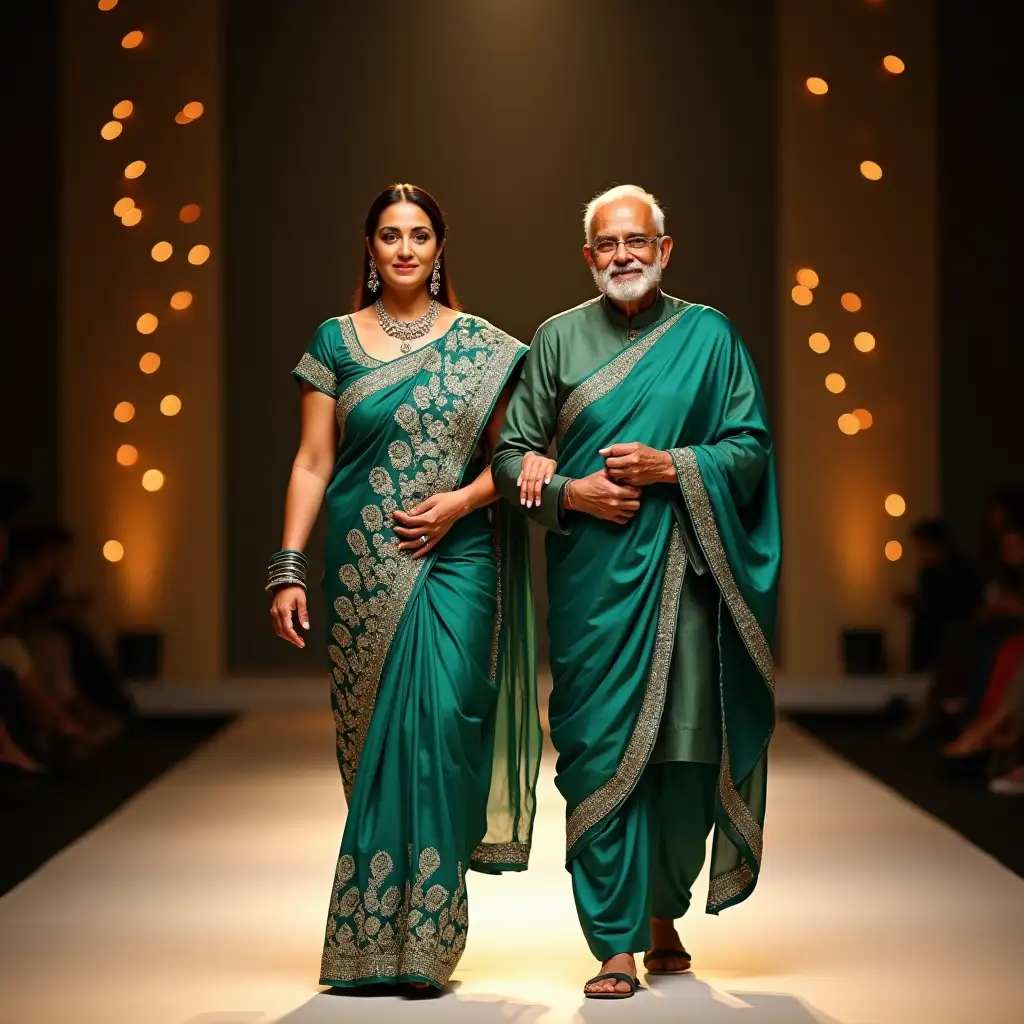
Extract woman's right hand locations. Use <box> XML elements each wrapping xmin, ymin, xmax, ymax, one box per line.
<box><xmin>271</xmin><ymin>585</ymin><xmax>309</xmax><ymax>648</ymax></box>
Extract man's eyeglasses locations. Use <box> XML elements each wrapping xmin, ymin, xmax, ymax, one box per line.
<box><xmin>589</xmin><ymin>235</ymin><xmax>661</xmax><ymax>256</ymax></box>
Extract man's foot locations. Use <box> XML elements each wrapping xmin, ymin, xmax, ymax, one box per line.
<box><xmin>645</xmin><ymin>917</ymin><xmax>691</xmax><ymax>974</ymax></box>
<box><xmin>584</xmin><ymin>952</ymin><xmax>637</xmax><ymax>996</ymax></box>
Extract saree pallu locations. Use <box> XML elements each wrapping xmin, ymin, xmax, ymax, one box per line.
<box><xmin>548</xmin><ymin>304</ymin><xmax>780</xmax><ymax>914</ymax></box>
<box><xmin>293</xmin><ymin>315</ymin><xmax>541</xmax><ymax>988</ymax></box>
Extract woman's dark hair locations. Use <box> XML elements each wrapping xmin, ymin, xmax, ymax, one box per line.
<box><xmin>352</xmin><ymin>183</ymin><xmax>461</xmax><ymax>312</ymax></box>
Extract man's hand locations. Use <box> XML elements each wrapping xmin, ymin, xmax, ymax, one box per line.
<box><xmin>599</xmin><ymin>442</ymin><xmax>676</xmax><ymax>486</ymax></box>
<box><xmin>565</xmin><ymin>470</ymin><xmax>641</xmax><ymax>525</ymax></box>
<box><xmin>517</xmin><ymin>451</ymin><xmax>558</xmax><ymax>508</ymax></box>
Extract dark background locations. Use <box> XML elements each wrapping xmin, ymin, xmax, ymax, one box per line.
<box><xmin>4</xmin><ymin>2</ymin><xmax>1021</xmax><ymax>673</ymax></box>
<box><xmin>223</xmin><ymin>0</ymin><xmax>778</xmax><ymax>670</ymax></box>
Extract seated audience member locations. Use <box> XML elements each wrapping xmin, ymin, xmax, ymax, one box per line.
<box><xmin>896</xmin><ymin>518</ymin><xmax>980</xmax><ymax>672</ymax></box>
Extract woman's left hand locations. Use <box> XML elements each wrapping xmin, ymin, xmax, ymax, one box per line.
<box><xmin>393</xmin><ymin>492</ymin><xmax>470</xmax><ymax>559</ymax></box>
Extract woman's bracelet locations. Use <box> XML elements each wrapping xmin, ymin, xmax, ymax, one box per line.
<box><xmin>563</xmin><ymin>479</ymin><xmax>577</xmax><ymax>512</ymax></box>
<box><xmin>266</xmin><ymin>549</ymin><xmax>308</xmax><ymax>593</ymax></box>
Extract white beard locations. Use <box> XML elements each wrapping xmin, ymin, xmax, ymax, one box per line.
<box><xmin>590</xmin><ymin>256</ymin><xmax>663</xmax><ymax>303</ymax></box>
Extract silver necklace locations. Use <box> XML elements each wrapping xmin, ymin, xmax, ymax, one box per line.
<box><xmin>375</xmin><ymin>299</ymin><xmax>441</xmax><ymax>353</ymax></box>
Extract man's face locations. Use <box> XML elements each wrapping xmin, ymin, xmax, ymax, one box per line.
<box><xmin>584</xmin><ymin>197</ymin><xmax>672</xmax><ymax>303</ymax></box>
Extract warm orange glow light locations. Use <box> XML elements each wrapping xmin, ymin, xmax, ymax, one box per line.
<box><xmin>103</xmin><ymin>540</ymin><xmax>124</xmax><ymax>562</ymax></box>
<box><xmin>854</xmin><ymin>331</ymin><xmax>876</xmax><ymax>352</ymax></box>
<box><xmin>188</xmin><ymin>244</ymin><xmax>211</xmax><ymax>265</ymax></box>
<box><xmin>121</xmin><ymin>207</ymin><xmax>143</xmax><ymax>227</ymax></box>
<box><xmin>854</xmin><ymin>408</ymin><xmax>874</xmax><ymax>429</ymax></box>
<box><xmin>841</xmin><ymin>292</ymin><xmax>863</xmax><ymax>312</ymax></box>
<box><xmin>98</xmin><ymin>0</ymin><xmax>119</xmax><ymax>10</ymax></box>
<box><xmin>114</xmin><ymin>401</ymin><xmax>135</xmax><ymax>423</ymax></box>
<box><xmin>838</xmin><ymin>413</ymin><xmax>861</xmax><ymax>435</ymax></box>
<box><xmin>124</xmin><ymin>160</ymin><xmax>146</xmax><ymax>179</ymax></box>
<box><xmin>136</xmin><ymin>313</ymin><xmax>158</xmax><ymax>335</ymax></box>
<box><xmin>808</xmin><ymin>332</ymin><xmax>830</xmax><ymax>354</ymax></box>
<box><xmin>825</xmin><ymin>373</ymin><xmax>846</xmax><ymax>394</ymax></box>
<box><xmin>179</xmin><ymin>204</ymin><xmax>201</xmax><ymax>223</ymax></box>
<box><xmin>883</xmin><ymin>55</ymin><xmax>905</xmax><ymax>75</ymax></box>
<box><xmin>170</xmin><ymin>290</ymin><xmax>193</xmax><ymax>310</ymax></box>
<box><xmin>139</xmin><ymin>352</ymin><xmax>161</xmax><ymax>374</ymax></box>
<box><xmin>112</xmin><ymin>100</ymin><xmax>134</xmax><ymax>119</ymax></box>
<box><xmin>182</xmin><ymin>101</ymin><xmax>205</xmax><ymax>120</ymax></box>
<box><xmin>151</xmin><ymin>241</ymin><xmax>173</xmax><ymax>262</ymax></box>
<box><xmin>160</xmin><ymin>394</ymin><xmax>182</xmax><ymax>417</ymax></box>
<box><xmin>116</xmin><ymin>444</ymin><xmax>138</xmax><ymax>466</ymax></box>
<box><xmin>174</xmin><ymin>111</ymin><xmax>192</xmax><ymax>125</ymax></box>
<box><xmin>113</xmin><ymin>197</ymin><xmax>135</xmax><ymax>217</ymax></box>
<box><xmin>885</xmin><ymin>540</ymin><xmax>903</xmax><ymax>562</ymax></box>
<box><xmin>860</xmin><ymin>160</ymin><xmax>883</xmax><ymax>181</ymax></box>
<box><xmin>142</xmin><ymin>469</ymin><xmax>165</xmax><ymax>492</ymax></box>
<box><xmin>100</xmin><ymin>121</ymin><xmax>122</xmax><ymax>141</ymax></box>
<box><xmin>806</xmin><ymin>77</ymin><xmax>829</xmax><ymax>96</ymax></box>
<box><xmin>885</xmin><ymin>493</ymin><xmax>907</xmax><ymax>517</ymax></box>
<box><xmin>121</xmin><ymin>30</ymin><xmax>144</xmax><ymax>49</ymax></box>
<box><xmin>791</xmin><ymin>285</ymin><xmax>813</xmax><ymax>306</ymax></box>
<box><xmin>796</xmin><ymin>268</ymin><xmax>819</xmax><ymax>289</ymax></box>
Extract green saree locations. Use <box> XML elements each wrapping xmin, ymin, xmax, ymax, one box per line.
<box><xmin>547</xmin><ymin>303</ymin><xmax>780</xmax><ymax>916</ymax></box>
<box><xmin>292</xmin><ymin>313</ymin><xmax>541</xmax><ymax>989</ymax></box>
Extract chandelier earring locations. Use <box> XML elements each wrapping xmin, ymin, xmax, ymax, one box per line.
<box><xmin>367</xmin><ymin>258</ymin><xmax>380</xmax><ymax>293</ymax></box>
<box><xmin>429</xmin><ymin>258</ymin><xmax>441</xmax><ymax>297</ymax></box>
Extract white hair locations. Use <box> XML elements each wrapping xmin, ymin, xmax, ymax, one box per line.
<box><xmin>583</xmin><ymin>184</ymin><xmax>666</xmax><ymax>243</ymax></box>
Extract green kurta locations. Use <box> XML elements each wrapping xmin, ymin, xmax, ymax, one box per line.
<box><xmin>492</xmin><ymin>293</ymin><xmax>720</xmax><ymax>765</ymax></box>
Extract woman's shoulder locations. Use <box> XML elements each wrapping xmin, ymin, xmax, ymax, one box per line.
<box><xmin>457</xmin><ymin>312</ymin><xmax>525</xmax><ymax>351</ymax></box>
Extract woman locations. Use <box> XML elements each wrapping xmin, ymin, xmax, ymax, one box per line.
<box><xmin>269</xmin><ymin>184</ymin><xmax>541</xmax><ymax>992</ymax></box>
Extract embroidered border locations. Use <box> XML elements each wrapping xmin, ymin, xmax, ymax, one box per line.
<box><xmin>470</xmin><ymin>840</ymin><xmax>530</xmax><ymax>866</ymax></box>
<box><xmin>555</xmin><ymin>304</ymin><xmax>691</xmax><ymax>439</ymax></box>
<box><xmin>338</xmin><ymin>314</ymin><xmax>382</xmax><ymax>369</ymax></box>
<box><xmin>671</xmin><ymin>446</ymin><xmax>775</xmax><ymax>692</ymax></box>
<box><xmin>293</xmin><ymin>352</ymin><xmax>337</xmax><ymax>397</ymax></box>
<box><xmin>565</xmin><ymin>522</ymin><xmax>686</xmax><ymax>852</ymax></box>
<box><xmin>707</xmin><ymin>865</ymin><xmax>754</xmax><ymax>911</ymax></box>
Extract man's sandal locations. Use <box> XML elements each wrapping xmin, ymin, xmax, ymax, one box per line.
<box><xmin>643</xmin><ymin>947</ymin><xmax>692</xmax><ymax>975</ymax></box>
<box><xmin>583</xmin><ymin>972</ymin><xmax>642</xmax><ymax>999</ymax></box>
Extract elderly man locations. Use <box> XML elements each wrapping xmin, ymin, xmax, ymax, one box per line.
<box><xmin>492</xmin><ymin>185</ymin><xmax>781</xmax><ymax>999</ymax></box>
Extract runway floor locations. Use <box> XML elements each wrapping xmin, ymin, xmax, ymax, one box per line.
<box><xmin>0</xmin><ymin>711</ymin><xmax>1021</xmax><ymax>1024</ymax></box>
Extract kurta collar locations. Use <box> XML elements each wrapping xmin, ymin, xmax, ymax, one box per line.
<box><xmin>600</xmin><ymin>290</ymin><xmax>667</xmax><ymax>334</ymax></box>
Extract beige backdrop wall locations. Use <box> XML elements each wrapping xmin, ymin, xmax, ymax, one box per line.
<box><xmin>60</xmin><ymin>0</ymin><xmax>223</xmax><ymax>681</ymax></box>
<box><xmin>778</xmin><ymin>0</ymin><xmax>937</xmax><ymax>675</ymax></box>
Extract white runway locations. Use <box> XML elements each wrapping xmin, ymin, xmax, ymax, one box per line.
<box><xmin>0</xmin><ymin>712</ymin><xmax>1021</xmax><ymax>1024</ymax></box>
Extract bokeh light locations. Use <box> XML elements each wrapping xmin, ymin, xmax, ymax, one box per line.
<box><xmin>139</xmin><ymin>352</ymin><xmax>161</xmax><ymax>374</ymax></box>
<box><xmin>791</xmin><ymin>285</ymin><xmax>813</xmax><ymax>306</ymax></box>
<box><xmin>885</xmin><ymin>540</ymin><xmax>903</xmax><ymax>562</ymax></box>
<box><xmin>116</xmin><ymin>444</ymin><xmax>138</xmax><ymax>466</ymax></box>
<box><xmin>841</xmin><ymin>292</ymin><xmax>863</xmax><ymax>312</ymax></box>
<box><xmin>142</xmin><ymin>470</ymin><xmax>165</xmax><ymax>492</ymax></box>
<box><xmin>98</xmin><ymin>0</ymin><xmax>119</xmax><ymax>10</ymax></box>
<box><xmin>124</xmin><ymin>160</ymin><xmax>146</xmax><ymax>179</ymax></box>
<box><xmin>102</xmin><ymin>540</ymin><xmax>124</xmax><ymax>562</ymax></box>
<box><xmin>112</xmin><ymin>100</ymin><xmax>134</xmax><ymax>119</ymax></box>
<box><xmin>838</xmin><ymin>413</ymin><xmax>861</xmax><ymax>435</ymax></box>
<box><xmin>883</xmin><ymin>55</ymin><xmax>906</xmax><ymax>74</ymax></box>
<box><xmin>179</xmin><ymin>204</ymin><xmax>201</xmax><ymax>223</ymax></box>
<box><xmin>860</xmin><ymin>160</ymin><xmax>883</xmax><ymax>180</ymax></box>
<box><xmin>854</xmin><ymin>331</ymin><xmax>876</xmax><ymax>352</ymax></box>
<box><xmin>121</xmin><ymin>30</ymin><xmax>144</xmax><ymax>49</ymax></box>
<box><xmin>182</xmin><ymin>101</ymin><xmax>204</xmax><ymax>120</ymax></box>
<box><xmin>188</xmin><ymin>244</ymin><xmax>211</xmax><ymax>265</ymax></box>
<box><xmin>174</xmin><ymin>111</ymin><xmax>192</xmax><ymax>125</ymax></box>
<box><xmin>853</xmin><ymin>408</ymin><xmax>874</xmax><ymax>429</ymax></box>
<box><xmin>160</xmin><ymin>394</ymin><xmax>182</xmax><ymax>417</ymax></box>
<box><xmin>796</xmin><ymin>268</ymin><xmax>819</xmax><ymax>289</ymax></box>
<box><xmin>113</xmin><ymin>197</ymin><xmax>135</xmax><ymax>217</ymax></box>
<box><xmin>825</xmin><ymin>373</ymin><xmax>846</xmax><ymax>394</ymax></box>
<box><xmin>114</xmin><ymin>401</ymin><xmax>135</xmax><ymax>423</ymax></box>
<box><xmin>170</xmin><ymin>290</ymin><xmax>193</xmax><ymax>310</ymax></box>
<box><xmin>809</xmin><ymin>332</ymin><xmax>830</xmax><ymax>354</ymax></box>
<box><xmin>100</xmin><ymin>121</ymin><xmax>122</xmax><ymax>141</ymax></box>
<box><xmin>885</xmin><ymin>493</ymin><xmax>907</xmax><ymax>517</ymax></box>
<box><xmin>136</xmin><ymin>313</ymin><xmax>158</xmax><ymax>335</ymax></box>
<box><xmin>806</xmin><ymin>77</ymin><xmax>828</xmax><ymax>96</ymax></box>
<box><xmin>121</xmin><ymin>207</ymin><xmax>142</xmax><ymax>227</ymax></box>
<box><xmin>151</xmin><ymin>241</ymin><xmax>173</xmax><ymax>262</ymax></box>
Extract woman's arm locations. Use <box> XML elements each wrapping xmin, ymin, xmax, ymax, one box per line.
<box><xmin>270</xmin><ymin>385</ymin><xmax>338</xmax><ymax>648</ymax></box>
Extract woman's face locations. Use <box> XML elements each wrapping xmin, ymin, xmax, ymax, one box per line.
<box><xmin>369</xmin><ymin>201</ymin><xmax>441</xmax><ymax>296</ymax></box>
